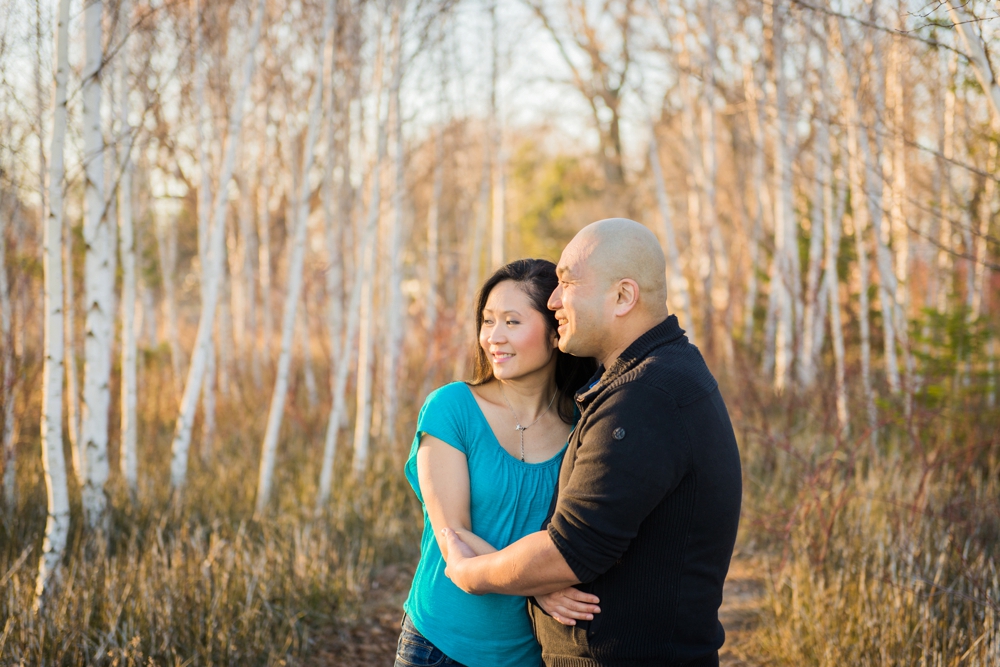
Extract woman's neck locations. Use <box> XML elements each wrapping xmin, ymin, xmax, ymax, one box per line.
<box><xmin>492</xmin><ymin>372</ymin><xmax>558</xmax><ymax>422</ymax></box>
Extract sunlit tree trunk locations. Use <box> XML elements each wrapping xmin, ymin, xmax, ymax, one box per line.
<box><xmin>63</xmin><ymin>216</ymin><xmax>81</xmax><ymax>477</ymax></box>
<box><xmin>154</xmin><ymin>207</ymin><xmax>183</xmax><ymax>397</ymax></box>
<box><xmin>489</xmin><ymin>0</ymin><xmax>504</xmax><ymax>270</ymax></box>
<box><xmin>118</xmin><ymin>0</ymin><xmax>138</xmax><ymax>492</ymax></box>
<box><xmin>825</xmin><ymin>162</ymin><xmax>849</xmax><ymax>432</ymax></box>
<box><xmin>258</xmin><ymin>118</ymin><xmax>273</xmax><ymax>363</ymax></box>
<box><xmin>424</xmin><ymin>123</ymin><xmax>443</xmax><ymax>348</ymax></box>
<box><xmin>317</xmin><ymin>71</ymin><xmax>365</xmax><ymax>511</ymax></box>
<box><xmin>844</xmin><ymin>61</ymin><xmax>878</xmax><ymax>447</ymax></box>
<box><xmin>798</xmin><ymin>33</ymin><xmax>830</xmax><ymax>388</ymax></box>
<box><xmin>36</xmin><ymin>0</ymin><xmax>72</xmax><ymax>603</ymax></box>
<box><xmin>300</xmin><ymin>308</ymin><xmax>318</xmax><ymax>409</ymax></box>
<box><xmin>256</xmin><ymin>0</ymin><xmax>335</xmax><ymax>512</ymax></box>
<box><xmin>381</xmin><ymin>9</ymin><xmax>406</xmax><ymax>450</ymax></box>
<box><xmin>649</xmin><ymin>128</ymin><xmax>693</xmax><ymax>338</ymax></box>
<box><xmin>743</xmin><ymin>64</ymin><xmax>769</xmax><ymax>348</ymax></box>
<box><xmin>171</xmin><ymin>0</ymin><xmax>266</xmax><ymax>496</ymax></box>
<box><xmin>81</xmin><ymin>0</ymin><xmax>114</xmax><ymax>528</ymax></box>
<box><xmin>1</xmin><ymin>177</ymin><xmax>16</xmax><ymax>508</ymax></box>
<box><xmin>771</xmin><ymin>4</ymin><xmax>795</xmax><ymax>392</ymax></box>
<box><xmin>353</xmin><ymin>14</ymin><xmax>392</xmax><ymax>476</ymax></box>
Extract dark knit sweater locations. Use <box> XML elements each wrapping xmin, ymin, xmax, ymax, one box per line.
<box><xmin>529</xmin><ymin>316</ymin><xmax>742</xmax><ymax>667</ymax></box>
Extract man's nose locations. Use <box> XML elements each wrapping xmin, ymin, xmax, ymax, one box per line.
<box><xmin>548</xmin><ymin>285</ymin><xmax>561</xmax><ymax>311</ymax></box>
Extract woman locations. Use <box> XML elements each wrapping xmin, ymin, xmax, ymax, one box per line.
<box><xmin>396</xmin><ymin>259</ymin><xmax>599</xmax><ymax>667</ymax></box>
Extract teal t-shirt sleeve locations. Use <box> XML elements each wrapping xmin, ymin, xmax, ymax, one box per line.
<box><xmin>404</xmin><ymin>383</ymin><xmax>469</xmax><ymax>504</ymax></box>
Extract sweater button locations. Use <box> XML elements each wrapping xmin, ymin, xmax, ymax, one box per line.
<box><xmin>612</xmin><ymin>427</ymin><xmax>625</xmax><ymax>440</ymax></box>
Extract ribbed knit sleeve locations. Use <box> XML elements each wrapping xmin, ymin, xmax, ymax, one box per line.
<box><xmin>547</xmin><ymin>382</ymin><xmax>690</xmax><ymax>582</ymax></box>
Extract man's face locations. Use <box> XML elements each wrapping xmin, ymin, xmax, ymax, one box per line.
<box><xmin>548</xmin><ymin>237</ymin><xmax>613</xmax><ymax>359</ymax></box>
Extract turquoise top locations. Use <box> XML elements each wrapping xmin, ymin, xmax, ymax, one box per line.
<box><xmin>403</xmin><ymin>382</ymin><xmax>567</xmax><ymax>667</ymax></box>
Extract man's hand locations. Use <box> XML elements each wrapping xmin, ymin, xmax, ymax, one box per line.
<box><xmin>442</xmin><ymin>528</ymin><xmax>480</xmax><ymax>593</ymax></box>
<box><xmin>535</xmin><ymin>587</ymin><xmax>601</xmax><ymax>626</ymax></box>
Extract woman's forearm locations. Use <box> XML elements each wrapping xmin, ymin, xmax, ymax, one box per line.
<box><xmin>452</xmin><ymin>529</ymin><xmax>497</xmax><ymax>557</ymax></box>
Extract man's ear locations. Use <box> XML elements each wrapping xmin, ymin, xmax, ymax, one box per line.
<box><xmin>614</xmin><ymin>279</ymin><xmax>640</xmax><ymax>316</ymax></box>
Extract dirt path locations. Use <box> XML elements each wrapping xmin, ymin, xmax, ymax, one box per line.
<box><xmin>310</xmin><ymin>554</ymin><xmax>765</xmax><ymax>666</ymax></box>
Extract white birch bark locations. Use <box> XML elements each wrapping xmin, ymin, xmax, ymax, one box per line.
<box><xmin>798</xmin><ymin>37</ymin><xmax>830</xmax><ymax>388</ymax></box>
<box><xmin>424</xmin><ymin>122</ymin><xmax>443</xmax><ymax>343</ymax></box>
<box><xmin>1</xmin><ymin>172</ymin><xmax>16</xmax><ymax>508</ymax></box>
<box><xmin>353</xmin><ymin>18</ymin><xmax>392</xmax><ymax>476</ymax></box>
<box><xmin>825</xmin><ymin>161</ymin><xmax>849</xmax><ymax>432</ymax></box>
<box><xmin>63</xmin><ymin>216</ymin><xmax>81</xmax><ymax>477</ymax></box>
<box><xmin>324</xmin><ymin>59</ymin><xmax>344</xmax><ymax>377</ymax></box>
<box><xmin>649</xmin><ymin>127</ymin><xmax>694</xmax><ymax>335</ymax></box>
<box><xmin>117</xmin><ymin>0</ymin><xmax>137</xmax><ymax>492</ymax></box>
<box><xmin>256</xmin><ymin>0</ymin><xmax>335</xmax><ymax>512</ymax></box>
<box><xmin>453</xmin><ymin>149</ymin><xmax>490</xmax><ymax>381</ymax></box>
<box><xmin>743</xmin><ymin>63</ymin><xmax>770</xmax><ymax>347</ymax></box>
<box><xmin>171</xmin><ymin>0</ymin><xmax>266</xmax><ymax>494</ymax></box>
<box><xmin>154</xmin><ymin>206</ymin><xmax>183</xmax><ymax>397</ymax></box>
<box><xmin>36</xmin><ymin>0</ymin><xmax>72</xmax><ymax>602</ymax></box>
<box><xmin>772</xmin><ymin>5</ymin><xmax>795</xmax><ymax>392</ymax></box>
<box><xmin>81</xmin><ymin>0</ymin><xmax>114</xmax><ymax>528</ymax></box>
<box><xmin>489</xmin><ymin>1</ymin><xmax>504</xmax><ymax>270</ymax></box>
<box><xmin>844</xmin><ymin>66</ymin><xmax>878</xmax><ymax>447</ymax></box>
<box><xmin>946</xmin><ymin>1</ymin><xmax>1000</xmax><ymax>121</ymax></box>
<box><xmin>381</xmin><ymin>11</ymin><xmax>406</xmax><ymax>450</ymax></box>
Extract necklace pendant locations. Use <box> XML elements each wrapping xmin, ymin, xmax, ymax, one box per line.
<box><xmin>515</xmin><ymin>424</ymin><xmax>525</xmax><ymax>431</ymax></box>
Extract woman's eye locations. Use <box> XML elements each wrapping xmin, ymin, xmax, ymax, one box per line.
<box><xmin>506</xmin><ymin>320</ymin><xmax>519</xmax><ymax>326</ymax></box>
<box><xmin>483</xmin><ymin>319</ymin><xmax>494</xmax><ymax>325</ymax></box>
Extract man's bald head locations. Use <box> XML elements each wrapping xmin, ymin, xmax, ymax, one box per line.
<box><xmin>567</xmin><ymin>218</ymin><xmax>668</xmax><ymax>316</ymax></box>
<box><xmin>549</xmin><ymin>218</ymin><xmax>670</xmax><ymax>366</ymax></box>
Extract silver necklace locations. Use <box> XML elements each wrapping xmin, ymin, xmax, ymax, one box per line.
<box><xmin>499</xmin><ymin>384</ymin><xmax>558</xmax><ymax>462</ymax></box>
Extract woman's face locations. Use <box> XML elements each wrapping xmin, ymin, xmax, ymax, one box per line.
<box><xmin>480</xmin><ymin>280</ymin><xmax>558</xmax><ymax>383</ymax></box>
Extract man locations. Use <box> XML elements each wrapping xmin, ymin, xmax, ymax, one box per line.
<box><xmin>442</xmin><ymin>218</ymin><xmax>742</xmax><ymax>667</ymax></box>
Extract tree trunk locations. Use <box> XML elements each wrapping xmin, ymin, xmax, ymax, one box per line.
<box><xmin>798</xmin><ymin>32</ymin><xmax>830</xmax><ymax>388</ymax></box>
<box><xmin>63</xmin><ymin>215</ymin><xmax>81</xmax><ymax>478</ymax></box>
<box><xmin>81</xmin><ymin>0</ymin><xmax>114</xmax><ymax>528</ymax></box>
<box><xmin>171</xmin><ymin>0</ymin><xmax>267</xmax><ymax>496</ymax></box>
<box><xmin>381</xmin><ymin>12</ymin><xmax>406</xmax><ymax>452</ymax></box>
<box><xmin>844</xmin><ymin>66</ymin><xmax>878</xmax><ymax>448</ymax></box>
<box><xmin>489</xmin><ymin>1</ymin><xmax>504</xmax><ymax>270</ymax></box>
<box><xmin>256</xmin><ymin>0</ymin><xmax>335</xmax><ymax>513</ymax></box>
<box><xmin>742</xmin><ymin>63</ymin><xmax>770</xmax><ymax>348</ymax></box>
<box><xmin>1</xmin><ymin>175</ymin><xmax>16</xmax><ymax>508</ymax></box>
<box><xmin>118</xmin><ymin>0</ymin><xmax>138</xmax><ymax>493</ymax></box>
<box><xmin>36</xmin><ymin>0</ymin><xmax>72</xmax><ymax>603</ymax></box>
<box><xmin>649</xmin><ymin>128</ymin><xmax>694</xmax><ymax>338</ymax></box>
<box><xmin>154</xmin><ymin>207</ymin><xmax>183</xmax><ymax>397</ymax></box>
<box><xmin>352</xmin><ymin>13</ymin><xmax>392</xmax><ymax>477</ymax></box>
<box><xmin>771</xmin><ymin>4</ymin><xmax>795</xmax><ymax>393</ymax></box>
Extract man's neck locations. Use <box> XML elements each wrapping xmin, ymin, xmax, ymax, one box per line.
<box><xmin>598</xmin><ymin>314</ymin><xmax>668</xmax><ymax>369</ymax></box>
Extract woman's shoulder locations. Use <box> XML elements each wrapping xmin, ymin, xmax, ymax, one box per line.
<box><xmin>420</xmin><ymin>382</ymin><xmax>473</xmax><ymax>417</ymax></box>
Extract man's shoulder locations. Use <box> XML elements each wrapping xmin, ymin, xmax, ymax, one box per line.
<box><xmin>614</xmin><ymin>340</ymin><xmax>718</xmax><ymax>407</ymax></box>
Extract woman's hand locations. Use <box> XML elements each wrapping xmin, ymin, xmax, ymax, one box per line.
<box><xmin>534</xmin><ymin>587</ymin><xmax>601</xmax><ymax>626</ymax></box>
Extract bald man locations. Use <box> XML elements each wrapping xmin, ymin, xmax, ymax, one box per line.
<box><xmin>443</xmin><ymin>219</ymin><xmax>742</xmax><ymax>667</ymax></box>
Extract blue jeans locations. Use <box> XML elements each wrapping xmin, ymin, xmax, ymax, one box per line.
<box><xmin>394</xmin><ymin>614</ymin><xmax>468</xmax><ymax>667</ymax></box>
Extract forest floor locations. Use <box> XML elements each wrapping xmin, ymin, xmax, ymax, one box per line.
<box><xmin>307</xmin><ymin>551</ymin><xmax>766</xmax><ymax>666</ymax></box>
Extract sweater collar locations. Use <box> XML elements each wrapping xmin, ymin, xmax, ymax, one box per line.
<box><xmin>575</xmin><ymin>315</ymin><xmax>686</xmax><ymax>408</ymax></box>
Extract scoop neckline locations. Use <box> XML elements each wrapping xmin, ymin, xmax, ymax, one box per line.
<box><xmin>460</xmin><ymin>382</ymin><xmax>569</xmax><ymax>467</ymax></box>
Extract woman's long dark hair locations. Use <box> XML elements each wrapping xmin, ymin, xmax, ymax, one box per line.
<box><xmin>468</xmin><ymin>259</ymin><xmax>597</xmax><ymax>424</ymax></box>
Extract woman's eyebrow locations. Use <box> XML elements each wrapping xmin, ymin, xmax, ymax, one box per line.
<box><xmin>482</xmin><ymin>308</ymin><xmax>522</xmax><ymax>315</ymax></box>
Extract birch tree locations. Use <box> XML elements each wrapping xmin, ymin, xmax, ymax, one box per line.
<box><xmin>352</xmin><ymin>12</ymin><xmax>393</xmax><ymax>477</ymax></box>
<box><xmin>118</xmin><ymin>0</ymin><xmax>138</xmax><ymax>494</ymax></box>
<box><xmin>81</xmin><ymin>0</ymin><xmax>114</xmax><ymax>527</ymax></box>
<box><xmin>256</xmin><ymin>0</ymin><xmax>336</xmax><ymax>513</ymax></box>
<box><xmin>36</xmin><ymin>0</ymin><xmax>72</xmax><ymax>602</ymax></box>
<box><xmin>381</xmin><ymin>2</ymin><xmax>407</xmax><ymax>451</ymax></box>
<box><xmin>171</xmin><ymin>0</ymin><xmax>267</xmax><ymax>495</ymax></box>
<box><xmin>1</xmin><ymin>167</ymin><xmax>16</xmax><ymax>509</ymax></box>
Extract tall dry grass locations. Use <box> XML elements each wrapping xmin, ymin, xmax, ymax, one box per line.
<box><xmin>0</xmin><ymin>348</ymin><xmax>422</xmax><ymax>665</ymax></box>
<box><xmin>733</xmin><ymin>313</ymin><xmax>1000</xmax><ymax>666</ymax></box>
